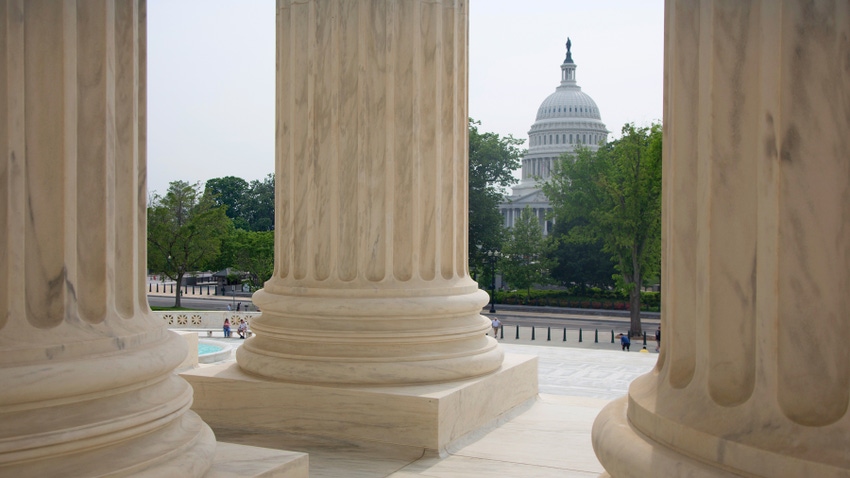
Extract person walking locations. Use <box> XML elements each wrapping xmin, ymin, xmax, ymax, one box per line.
<box><xmin>491</xmin><ymin>317</ymin><xmax>502</xmax><ymax>339</ymax></box>
<box><xmin>223</xmin><ymin>318</ymin><xmax>231</xmax><ymax>338</ymax></box>
<box><xmin>655</xmin><ymin>326</ymin><xmax>661</xmax><ymax>352</ymax></box>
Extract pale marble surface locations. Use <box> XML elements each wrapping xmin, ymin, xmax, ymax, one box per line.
<box><xmin>207</xmin><ymin>442</ymin><xmax>308</xmax><ymax>478</ymax></box>
<box><xmin>183</xmin><ymin>353</ymin><xmax>538</xmax><ymax>452</ymax></box>
<box><xmin>239</xmin><ymin>0</ymin><xmax>502</xmax><ymax>386</ymax></box>
<box><xmin>594</xmin><ymin>1</ymin><xmax>850</xmax><ymax>476</ymax></box>
<box><xmin>208</xmin><ymin>344</ymin><xmax>655</xmax><ymax>478</ymax></box>
<box><xmin>0</xmin><ymin>2</ymin><xmax>222</xmax><ymax>475</ymax></box>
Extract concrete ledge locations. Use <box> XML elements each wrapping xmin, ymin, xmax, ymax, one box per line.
<box><xmin>182</xmin><ymin>353</ymin><xmax>538</xmax><ymax>453</ymax></box>
<box><xmin>206</xmin><ymin>442</ymin><xmax>308</xmax><ymax>478</ymax></box>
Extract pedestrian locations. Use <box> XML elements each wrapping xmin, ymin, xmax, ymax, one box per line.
<box><xmin>620</xmin><ymin>333</ymin><xmax>631</xmax><ymax>351</ymax></box>
<box><xmin>237</xmin><ymin>319</ymin><xmax>248</xmax><ymax>339</ymax></box>
<box><xmin>491</xmin><ymin>317</ymin><xmax>501</xmax><ymax>339</ymax></box>
<box><xmin>223</xmin><ymin>318</ymin><xmax>231</xmax><ymax>338</ymax></box>
<box><xmin>236</xmin><ymin>302</ymin><xmax>241</xmax><ymax>312</ymax></box>
<box><xmin>655</xmin><ymin>326</ymin><xmax>661</xmax><ymax>352</ymax></box>
<box><xmin>640</xmin><ymin>346</ymin><xmax>649</xmax><ymax>353</ymax></box>
<box><xmin>226</xmin><ymin>303</ymin><xmax>232</xmax><ymax>312</ymax></box>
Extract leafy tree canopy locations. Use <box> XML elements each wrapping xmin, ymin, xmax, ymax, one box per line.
<box><xmin>501</xmin><ymin>206</ymin><xmax>555</xmax><ymax>295</ymax></box>
<box><xmin>547</xmin><ymin>217</ymin><xmax>617</xmax><ymax>290</ymax></box>
<box><xmin>204</xmin><ymin>174</ymin><xmax>275</xmax><ymax>232</ymax></box>
<box><xmin>543</xmin><ymin>123</ymin><xmax>662</xmax><ymax>334</ymax></box>
<box><xmin>468</xmin><ymin>118</ymin><xmax>524</xmax><ymax>269</ymax></box>
<box><xmin>148</xmin><ymin>180</ymin><xmax>232</xmax><ymax>307</ymax></box>
<box><xmin>210</xmin><ymin>229</ymin><xmax>274</xmax><ymax>290</ymax></box>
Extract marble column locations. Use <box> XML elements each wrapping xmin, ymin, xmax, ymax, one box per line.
<box><xmin>593</xmin><ymin>1</ymin><xmax>850</xmax><ymax>476</ymax></box>
<box><xmin>237</xmin><ymin>0</ymin><xmax>503</xmax><ymax>385</ymax></box>
<box><xmin>0</xmin><ymin>1</ymin><xmax>216</xmax><ymax>475</ymax></box>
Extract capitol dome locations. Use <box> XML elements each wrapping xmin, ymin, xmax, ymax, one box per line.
<box><xmin>501</xmin><ymin>38</ymin><xmax>608</xmax><ymax>234</ymax></box>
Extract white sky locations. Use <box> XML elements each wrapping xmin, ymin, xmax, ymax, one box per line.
<box><xmin>147</xmin><ymin>0</ymin><xmax>664</xmax><ymax>196</ymax></box>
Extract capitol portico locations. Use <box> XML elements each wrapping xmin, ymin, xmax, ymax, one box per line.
<box><xmin>500</xmin><ymin>38</ymin><xmax>608</xmax><ymax>234</ymax></box>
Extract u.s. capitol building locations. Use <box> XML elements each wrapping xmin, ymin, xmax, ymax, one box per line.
<box><xmin>500</xmin><ymin>38</ymin><xmax>608</xmax><ymax>234</ymax></box>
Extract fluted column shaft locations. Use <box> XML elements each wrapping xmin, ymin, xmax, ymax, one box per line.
<box><xmin>593</xmin><ymin>1</ymin><xmax>850</xmax><ymax>476</ymax></box>
<box><xmin>0</xmin><ymin>1</ymin><xmax>215</xmax><ymax>475</ymax></box>
<box><xmin>237</xmin><ymin>0</ymin><xmax>503</xmax><ymax>385</ymax></box>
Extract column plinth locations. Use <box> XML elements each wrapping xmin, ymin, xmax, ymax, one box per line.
<box><xmin>236</xmin><ymin>0</ymin><xmax>504</xmax><ymax>385</ymax></box>
<box><xmin>0</xmin><ymin>1</ymin><xmax>217</xmax><ymax>474</ymax></box>
<box><xmin>593</xmin><ymin>1</ymin><xmax>850</xmax><ymax>476</ymax></box>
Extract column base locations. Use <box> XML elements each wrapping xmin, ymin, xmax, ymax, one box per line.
<box><xmin>593</xmin><ymin>397</ymin><xmax>749</xmax><ymax>478</ymax></box>
<box><xmin>182</xmin><ymin>353</ymin><xmax>538</xmax><ymax>453</ymax></box>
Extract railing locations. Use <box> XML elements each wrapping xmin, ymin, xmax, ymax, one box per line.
<box><xmin>154</xmin><ymin>311</ymin><xmax>260</xmax><ymax>331</ymax></box>
<box><xmin>155</xmin><ymin>312</ymin><xmax>653</xmax><ymax>348</ymax></box>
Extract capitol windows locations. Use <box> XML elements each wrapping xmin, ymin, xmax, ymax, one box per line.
<box><xmin>569</xmin><ymin>134</ymin><xmax>573</xmax><ymax>143</ymax></box>
<box><xmin>555</xmin><ymin>135</ymin><xmax>559</xmax><ymax>144</ymax></box>
<box><xmin>562</xmin><ymin>134</ymin><xmax>565</xmax><ymax>143</ymax></box>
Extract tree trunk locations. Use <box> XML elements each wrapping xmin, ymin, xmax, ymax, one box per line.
<box><xmin>174</xmin><ymin>273</ymin><xmax>184</xmax><ymax>308</ymax></box>
<box><xmin>629</xmin><ymin>286</ymin><xmax>642</xmax><ymax>337</ymax></box>
<box><xmin>629</xmin><ymin>247</ymin><xmax>643</xmax><ymax>337</ymax></box>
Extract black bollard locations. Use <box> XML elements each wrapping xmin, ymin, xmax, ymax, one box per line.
<box><xmin>500</xmin><ymin>326</ymin><xmax>504</xmax><ymax>339</ymax></box>
<box><xmin>170</xmin><ymin>284</ymin><xmax>173</xmax><ymax>293</ymax></box>
<box><xmin>547</xmin><ymin>327</ymin><xmax>551</xmax><ymax>341</ymax></box>
<box><xmin>595</xmin><ymin>329</ymin><xmax>598</xmax><ymax>343</ymax></box>
<box><xmin>515</xmin><ymin>325</ymin><xmax>520</xmax><ymax>340</ymax></box>
<box><xmin>531</xmin><ymin>327</ymin><xmax>536</xmax><ymax>340</ymax></box>
<box><xmin>611</xmin><ymin>329</ymin><xmax>615</xmax><ymax>343</ymax></box>
<box><xmin>149</xmin><ymin>283</ymin><xmax>151</xmax><ymax>292</ymax></box>
<box><xmin>156</xmin><ymin>283</ymin><xmax>159</xmax><ymax>293</ymax></box>
<box><xmin>579</xmin><ymin>328</ymin><xmax>583</xmax><ymax>342</ymax></box>
<box><xmin>192</xmin><ymin>285</ymin><xmax>196</xmax><ymax>295</ymax></box>
<box><xmin>563</xmin><ymin>327</ymin><xmax>567</xmax><ymax>341</ymax></box>
<box><xmin>643</xmin><ymin>331</ymin><xmax>647</xmax><ymax>346</ymax></box>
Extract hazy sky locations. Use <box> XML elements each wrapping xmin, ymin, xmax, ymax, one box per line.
<box><xmin>147</xmin><ymin>0</ymin><xmax>664</xmax><ymax>196</ymax></box>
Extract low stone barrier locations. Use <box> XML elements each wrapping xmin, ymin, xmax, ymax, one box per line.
<box><xmin>155</xmin><ymin>311</ymin><xmax>261</xmax><ymax>331</ymax></box>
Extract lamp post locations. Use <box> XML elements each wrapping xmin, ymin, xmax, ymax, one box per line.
<box><xmin>485</xmin><ymin>250</ymin><xmax>501</xmax><ymax>313</ymax></box>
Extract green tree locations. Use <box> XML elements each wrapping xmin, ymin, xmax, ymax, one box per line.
<box><xmin>148</xmin><ymin>180</ymin><xmax>232</xmax><ymax>307</ymax></box>
<box><xmin>204</xmin><ymin>176</ymin><xmax>250</xmax><ymax>230</ymax></box>
<box><xmin>213</xmin><ymin>229</ymin><xmax>274</xmax><ymax>289</ymax></box>
<box><xmin>244</xmin><ymin>174</ymin><xmax>275</xmax><ymax>231</ymax></box>
<box><xmin>547</xmin><ymin>218</ymin><xmax>617</xmax><ymax>290</ymax></box>
<box><xmin>468</xmin><ymin>119</ymin><xmax>524</xmax><ymax>273</ymax></box>
<box><xmin>204</xmin><ymin>174</ymin><xmax>275</xmax><ymax>231</ymax></box>
<box><xmin>543</xmin><ymin>123</ymin><xmax>662</xmax><ymax>335</ymax></box>
<box><xmin>501</xmin><ymin>206</ymin><xmax>554</xmax><ymax>296</ymax></box>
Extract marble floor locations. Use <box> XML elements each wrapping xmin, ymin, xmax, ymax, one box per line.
<box><xmin>209</xmin><ymin>343</ymin><xmax>657</xmax><ymax>477</ymax></box>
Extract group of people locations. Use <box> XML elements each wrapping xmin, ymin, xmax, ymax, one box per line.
<box><xmin>222</xmin><ymin>318</ymin><xmax>248</xmax><ymax>339</ymax></box>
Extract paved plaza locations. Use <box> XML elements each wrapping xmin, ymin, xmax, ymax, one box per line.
<box><xmin>202</xmin><ymin>338</ymin><xmax>657</xmax><ymax>477</ymax></box>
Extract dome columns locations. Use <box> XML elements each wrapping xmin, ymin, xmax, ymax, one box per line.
<box><xmin>593</xmin><ymin>1</ymin><xmax>850</xmax><ymax>476</ymax></box>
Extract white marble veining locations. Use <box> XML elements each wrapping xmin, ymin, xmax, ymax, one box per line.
<box><xmin>205</xmin><ymin>343</ymin><xmax>656</xmax><ymax>478</ymax></box>
<box><xmin>593</xmin><ymin>1</ymin><xmax>850</xmax><ymax>476</ymax></box>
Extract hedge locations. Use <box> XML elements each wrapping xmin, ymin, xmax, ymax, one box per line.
<box><xmin>490</xmin><ymin>288</ymin><xmax>660</xmax><ymax>312</ymax></box>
